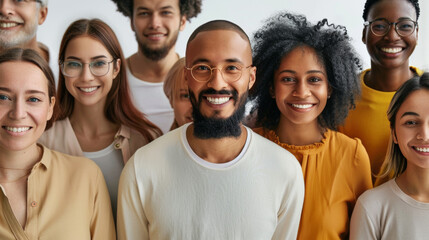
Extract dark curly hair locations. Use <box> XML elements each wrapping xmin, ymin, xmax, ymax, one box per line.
<box><xmin>250</xmin><ymin>12</ymin><xmax>362</xmax><ymax>131</ymax></box>
<box><xmin>362</xmin><ymin>0</ymin><xmax>420</xmax><ymax>21</ymax></box>
<box><xmin>111</xmin><ymin>0</ymin><xmax>202</xmax><ymax>21</ymax></box>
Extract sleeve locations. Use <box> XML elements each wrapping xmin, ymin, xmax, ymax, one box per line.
<box><xmin>90</xmin><ymin>166</ymin><xmax>116</xmax><ymax>240</ymax></box>
<box><xmin>349</xmin><ymin>198</ymin><xmax>378</xmax><ymax>240</ymax></box>
<box><xmin>117</xmin><ymin>155</ymin><xmax>149</xmax><ymax>240</ymax></box>
<box><xmin>352</xmin><ymin>140</ymin><xmax>373</xmax><ymax>202</ymax></box>
<box><xmin>272</xmin><ymin>160</ymin><xmax>305</xmax><ymax>240</ymax></box>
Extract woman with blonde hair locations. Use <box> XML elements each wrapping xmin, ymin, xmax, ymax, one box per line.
<box><xmin>163</xmin><ymin>58</ymin><xmax>193</xmax><ymax>130</ymax></box>
<box><xmin>351</xmin><ymin>73</ymin><xmax>429</xmax><ymax>239</ymax></box>
<box><xmin>0</xmin><ymin>48</ymin><xmax>114</xmax><ymax>239</ymax></box>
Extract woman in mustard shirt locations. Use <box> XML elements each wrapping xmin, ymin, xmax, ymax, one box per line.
<box><xmin>0</xmin><ymin>48</ymin><xmax>115</xmax><ymax>239</ymax></box>
<box><xmin>250</xmin><ymin>12</ymin><xmax>373</xmax><ymax>239</ymax></box>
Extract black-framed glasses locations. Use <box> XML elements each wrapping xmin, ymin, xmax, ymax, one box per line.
<box><xmin>185</xmin><ymin>63</ymin><xmax>252</xmax><ymax>83</ymax></box>
<box><xmin>60</xmin><ymin>59</ymin><xmax>116</xmax><ymax>77</ymax></box>
<box><xmin>364</xmin><ymin>18</ymin><xmax>418</xmax><ymax>37</ymax></box>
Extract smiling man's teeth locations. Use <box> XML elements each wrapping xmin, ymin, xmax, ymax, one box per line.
<box><xmin>381</xmin><ymin>47</ymin><xmax>402</xmax><ymax>53</ymax></box>
<box><xmin>291</xmin><ymin>104</ymin><xmax>313</xmax><ymax>109</ymax></box>
<box><xmin>5</xmin><ymin>127</ymin><xmax>30</xmax><ymax>133</ymax></box>
<box><xmin>79</xmin><ymin>87</ymin><xmax>97</xmax><ymax>93</ymax></box>
<box><xmin>0</xmin><ymin>22</ymin><xmax>18</xmax><ymax>28</ymax></box>
<box><xmin>415</xmin><ymin>147</ymin><xmax>429</xmax><ymax>153</ymax></box>
<box><xmin>206</xmin><ymin>97</ymin><xmax>230</xmax><ymax>105</ymax></box>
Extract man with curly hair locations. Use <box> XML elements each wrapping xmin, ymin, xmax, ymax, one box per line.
<box><xmin>0</xmin><ymin>0</ymin><xmax>49</xmax><ymax>61</ymax></box>
<box><xmin>111</xmin><ymin>0</ymin><xmax>202</xmax><ymax>134</ymax></box>
<box><xmin>340</xmin><ymin>0</ymin><xmax>423</xmax><ymax>184</ymax></box>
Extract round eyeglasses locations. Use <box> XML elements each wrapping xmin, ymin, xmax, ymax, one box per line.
<box><xmin>185</xmin><ymin>63</ymin><xmax>252</xmax><ymax>83</ymax></box>
<box><xmin>364</xmin><ymin>18</ymin><xmax>418</xmax><ymax>37</ymax></box>
<box><xmin>60</xmin><ymin>59</ymin><xmax>116</xmax><ymax>78</ymax></box>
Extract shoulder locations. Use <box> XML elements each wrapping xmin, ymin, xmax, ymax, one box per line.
<box><xmin>329</xmin><ymin>131</ymin><xmax>368</xmax><ymax>157</ymax></box>
<box><xmin>357</xmin><ymin>180</ymin><xmax>393</xmax><ymax>208</ymax></box>
<box><xmin>248</xmin><ymin>129</ymin><xmax>301</xmax><ymax>173</ymax></box>
<box><xmin>43</xmin><ymin>146</ymin><xmax>102</xmax><ymax>178</ymax></box>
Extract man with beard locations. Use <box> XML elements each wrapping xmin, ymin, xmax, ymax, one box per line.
<box><xmin>111</xmin><ymin>0</ymin><xmax>201</xmax><ymax>133</ymax></box>
<box><xmin>0</xmin><ymin>0</ymin><xmax>49</xmax><ymax>61</ymax></box>
<box><xmin>117</xmin><ymin>20</ymin><xmax>305</xmax><ymax>240</ymax></box>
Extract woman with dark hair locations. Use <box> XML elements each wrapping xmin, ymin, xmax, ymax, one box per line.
<box><xmin>340</xmin><ymin>0</ymin><xmax>422</xmax><ymax>183</ymax></box>
<box><xmin>0</xmin><ymin>48</ymin><xmax>114</xmax><ymax>239</ymax></box>
<box><xmin>39</xmin><ymin>18</ymin><xmax>161</xmax><ymax>217</ymax></box>
<box><xmin>350</xmin><ymin>73</ymin><xmax>429</xmax><ymax>239</ymax></box>
<box><xmin>251</xmin><ymin>12</ymin><xmax>372</xmax><ymax>239</ymax></box>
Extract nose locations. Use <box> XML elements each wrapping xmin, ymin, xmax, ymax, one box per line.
<box><xmin>292</xmin><ymin>81</ymin><xmax>311</xmax><ymax>98</ymax></box>
<box><xmin>206</xmin><ymin>68</ymin><xmax>228</xmax><ymax>90</ymax></box>
<box><xmin>0</xmin><ymin>0</ymin><xmax>14</xmax><ymax>17</ymax></box>
<box><xmin>9</xmin><ymin>98</ymin><xmax>27</xmax><ymax>120</ymax></box>
<box><xmin>384</xmin><ymin>24</ymin><xmax>401</xmax><ymax>41</ymax></box>
<box><xmin>149</xmin><ymin>13</ymin><xmax>162</xmax><ymax>29</ymax></box>
<box><xmin>81</xmin><ymin>64</ymin><xmax>94</xmax><ymax>82</ymax></box>
<box><xmin>417</xmin><ymin>124</ymin><xmax>429</xmax><ymax>141</ymax></box>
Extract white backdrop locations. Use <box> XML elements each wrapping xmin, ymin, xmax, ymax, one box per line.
<box><xmin>38</xmin><ymin>0</ymin><xmax>428</xmax><ymax>75</ymax></box>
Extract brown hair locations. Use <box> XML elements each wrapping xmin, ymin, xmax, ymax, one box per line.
<box><xmin>0</xmin><ymin>48</ymin><xmax>57</xmax><ymax>129</ymax></box>
<box><xmin>163</xmin><ymin>57</ymin><xmax>186</xmax><ymax>130</ymax></box>
<box><xmin>57</xmin><ymin>18</ymin><xmax>161</xmax><ymax>141</ymax></box>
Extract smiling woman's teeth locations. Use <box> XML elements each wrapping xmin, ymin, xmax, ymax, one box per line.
<box><xmin>291</xmin><ymin>104</ymin><xmax>312</xmax><ymax>109</ymax></box>
<box><xmin>381</xmin><ymin>47</ymin><xmax>402</xmax><ymax>53</ymax></box>
<box><xmin>415</xmin><ymin>147</ymin><xmax>429</xmax><ymax>153</ymax></box>
<box><xmin>5</xmin><ymin>127</ymin><xmax>30</xmax><ymax>133</ymax></box>
<box><xmin>79</xmin><ymin>87</ymin><xmax>97</xmax><ymax>93</ymax></box>
<box><xmin>206</xmin><ymin>97</ymin><xmax>229</xmax><ymax>105</ymax></box>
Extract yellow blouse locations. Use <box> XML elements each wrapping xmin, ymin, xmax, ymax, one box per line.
<box><xmin>254</xmin><ymin>128</ymin><xmax>373</xmax><ymax>240</ymax></box>
<box><xmin>0</xmin><ymin>145</ymin><xmax>116</xmax><ymax>240</ymax></box>
<box><xmin>340</xmin><ymin>67</ymin><xmax>424</xmax><ymax>181</ymax></box>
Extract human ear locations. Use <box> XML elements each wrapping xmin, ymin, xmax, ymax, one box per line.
<box><xmin>47</xmin><ymin>96</ymin><xmax>55</xmax><ymax>121</ymax></box>
<box><xmin>38</xmin><ymin>6</ymin><xmax>48</xmax><ymax>25</ymax></box>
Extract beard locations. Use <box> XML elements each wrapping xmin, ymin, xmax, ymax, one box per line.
<box><xmin>136</xmin><ymin>28</ymin><xmax>179</xmax><ymax>62</ymax></box>
<box><xmin>0</xmin><ymin>16</ymin><xmax>38</xmax><ymax>49</ymax></box>
<box><xmin>189</xmin><ymin>88</ymin><xmax>248</xmax><ymax>139</ymax></box>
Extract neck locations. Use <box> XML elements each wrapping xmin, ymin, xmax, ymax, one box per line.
<box><xmin>186</xmin><ymin>124</ymin><xmax>248</xmax><ymax>164</ymax></box>
<box><xmin>366</xmin><ymin>63</ymin><xmax>414</xmax><ymax>92</ymax></box>
<box><xmin>276</xmin><ymin>117</ymin><xmax>324</xmax><ymax>146</ymax></box>
<box><xmin>128</xmin><ymin>47</ymin><xmax>179</xmax><ymax>83</ymax></box>
<box><xmin>0</xmin><ymin>144</ymin><xmax>41</xmax><ymax>181</ymax></box>
<box><xmin>69</xmin><ymin>103</ymin><xmax>118</xmax><ymax>137</ymax></box>
<box><xmin>396</xmin><ymin>165</ymin><xmax>429</xmax><ymax>203</ymax></box>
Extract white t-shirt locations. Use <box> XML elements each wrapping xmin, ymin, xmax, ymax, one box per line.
<box><xmin>84</xmin><ymin>143</ymin><xmax>123</xmax><ymax>219</ymax></box>
<box><xmin>126</xmin><ymin>67</ymin><xmax>174</xmax><ymax>134</ymax></box>
<box><xmin>350</xmin><ymin>179</ymin><xmax>429</xmax><ymax>240</ymax></box>
<box><xmin>117</xmin><ymin>123</ymin><xmax>305</xmax><ymax>240</ymax></box>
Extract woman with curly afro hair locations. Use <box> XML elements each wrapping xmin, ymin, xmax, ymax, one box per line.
<box><xmin>251</xmin><ymin>12</ymin><xmax>373</xmax><ymax>239</ymax></box>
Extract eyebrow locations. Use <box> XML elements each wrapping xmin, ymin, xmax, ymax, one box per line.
<box><xmin>65</xmin><ymin>55</ymin><xmax>108</xmax><ymax>61</ymax></box>
<box><xmin>278</xmin><ymin>70</ymin><xmax>326</xmax><ymax>75</ymax></box>
<box><xmin>191</xmin><ymin>58</ymin><xmax>245</xmax><ymax>66</ymax></box>
<box><xmin>400</xmin><ymin>111</ymin><xmax>419</xmax><ymax>118</ymax></box>
<box><xmin>136</xmin><ymin>5</ymin><xmax>174</xmax><ymax>11</ymax></box>
<box><xmin>0</xmin><ymin>87</ymin><xmax>47</xmax><ymax>96</ymax></box>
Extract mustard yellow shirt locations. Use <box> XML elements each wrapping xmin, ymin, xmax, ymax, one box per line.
<box><xmin>254</xmin><ymin>128</ymin><xmax>372</xmax><ymax>240</ymax></box>
<box><xmin>340</xmin><ymin>67</ymin><xmax>423</xmax><ymax>180</ymax></box>
<box><xmin>0</xmin><ymin>145</ymin><xmax>116</xmax><ymax>240</ymax></box>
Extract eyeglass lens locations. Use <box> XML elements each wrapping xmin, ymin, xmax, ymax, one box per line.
<box><xmin>370</xmin><ymin>19</ymin><xmax>416</xmax><ymax>36</ymax></box>
<box><xmin>62</xmin><ymin>60</ymin><xmax>112</xmax><ymax>77</ymax></box>
<box><xmin>191</xmin><ymin>64</ymin><xmax>243</xmax><ymax>82</ymax></box>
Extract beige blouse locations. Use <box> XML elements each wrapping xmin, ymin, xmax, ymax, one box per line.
<box><xmin>0</xmin><ymin>145</ymin><xmax>115</xmax><ymax>240</ymax></box>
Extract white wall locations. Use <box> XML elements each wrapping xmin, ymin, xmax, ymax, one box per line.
<box><xmin>38</xmin><ymin>0</ymin><xmax>428</xmax><ymax>74</ymax></box>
